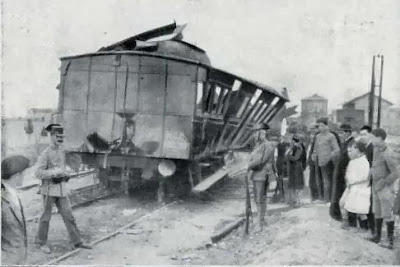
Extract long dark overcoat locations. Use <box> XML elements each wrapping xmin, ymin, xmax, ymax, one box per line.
<box><xmin>287</xmin><ymin>144</ymin><xmax>305</xmax><ymax>190</ymax></box>
<box><xmin>330</xmin><ymin>136</ymin><xmax>354</xmax><ymax>221</ymax></box>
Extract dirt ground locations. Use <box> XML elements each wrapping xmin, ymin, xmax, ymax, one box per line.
<box><xmin>32</xmin><ymin>177</ymin><xmax>397</xmax><ymax>265</ymax></box>
<box><xmin>24</xmin><ymin>190</ymin><xmax>159</xmax><ymax>265</ymax></box>
<box><xmin>15</xmin><ymin>137</ymin><xmax>400</xmax><ymax>265</ymax></box>
<box><xmin>186</xmin><ymin>203</ymin><xmax>398</xmax><ymax>265</ymax></box>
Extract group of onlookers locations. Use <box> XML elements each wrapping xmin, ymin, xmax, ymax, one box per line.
<box><xmin>306</xmin><ymin>119</ymin><xmax>399</xmax><ymax>250</ymax></box>
<box><xmin>268</xmin><ymin>117</ymin><xmax>399</xmax><ymax>250</ymax></box>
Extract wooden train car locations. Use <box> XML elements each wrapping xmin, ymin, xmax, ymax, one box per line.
<box><xmin>55</xmin><ymin>22</ymin><xmax>289</xmax><ymax>199</ymax></box>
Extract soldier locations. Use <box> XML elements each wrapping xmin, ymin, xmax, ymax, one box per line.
<box><xmin>1</xmin><ymin>155</ymin><xmax>30</xmax><ymax>265</ymax></box>
<box><xmin>368</xmin><ymin>128</ymin><xmax>399</xmax><ymax>250</ymax></box>
<box><xmin>247</xmin><ymin>122</ymin><xmax>276</xmax><ymax>231</ymax></box>
<box><xmin>34</xmin><ymin>124</ymin><xmax>92</xmax><ymax>253</ymax></box>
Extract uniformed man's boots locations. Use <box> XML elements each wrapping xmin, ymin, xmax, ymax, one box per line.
<box><xmin>384</xmin><ymin>221</ymin><xmax>395</xmax><ymax>250</ymax></box>
<box><xmin>368</xmin><ymin>218</ymin><xmax>383</xmax><ymax>244</ymax></box>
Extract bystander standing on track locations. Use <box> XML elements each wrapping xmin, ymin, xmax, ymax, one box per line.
<box><xmin>34</xmin><ymin>123</ymin><xmax>92</xmax><ymax>254</ymax></box>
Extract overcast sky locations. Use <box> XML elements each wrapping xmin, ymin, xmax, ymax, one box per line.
<box><xmin>2</xmin><ymin>0</ymin><xmax>400</xmax><ymax>117</ymax></box>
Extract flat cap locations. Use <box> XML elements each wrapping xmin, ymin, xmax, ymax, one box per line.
<box><xmin>371</xmin><ymin>128</ymin><xmax>387</xmax><ymax>140</ymax></box>
<box><xmin>316</xmin><ymin>117</ymin><xmax>328</xmax><ymax>125</ymax></box>
<box><xmin>340</xmin><ymin>124</ymin><xmax>352</xmax><ymax>131</ymax></box>
<box><xmin>1</xmin><ymin>155</ymin><xmax>30</xmax><ymax>180</ymax></box>
<box><xmin>45</xmin><ymin>123</ymin><xmax>63</xmax><ymax>132</ymax></box>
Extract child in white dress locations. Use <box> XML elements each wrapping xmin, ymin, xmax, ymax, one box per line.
<box><xmin>339</xmin><ymin>141</ymin><xmax>371</xmax><ymax>229</ymax></box>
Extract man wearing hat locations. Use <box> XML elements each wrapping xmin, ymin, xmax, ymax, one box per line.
<box><xmin>247</xmin><ymin>122</ymin><xmax>276</xmax><ymax>231</ymax></box>
<box><xmin>368</xmin><ymin>128</ymin><xmax>398</xmax><ymax>249</ymax></box>
<box><xmin>311</xmin><ymin>117</ymin><xmax>340</xmax><ymax>203</ymax></box>
<box><xmin>2</xmin><ymin>155</ymin><xmax>29</xmax><ymax>265</ymax></box>
<box><xmin>307</xmin><ymin>123</ymin><xmax>321</xmax><ymax>202</ymax></box>
<box><xmin>34</xmin><ymin>124</ymin><xmax>91</xmax><ymax>253</ymax></box>
<box><xmin>330</xmin><ymin>124</ymin><xmax>355</xmax><ymax>222</ymax></box>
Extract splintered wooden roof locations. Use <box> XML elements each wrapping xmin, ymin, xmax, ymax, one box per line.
<box><xmin>60</xmin><ymin>22</ymin><xmax>289</xmax><ymax>102</ymax></box>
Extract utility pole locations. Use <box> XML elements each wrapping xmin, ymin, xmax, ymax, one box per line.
<box><xmin>368</xmin><ymin>56</ymin><xmax>376</xmax><ymax>128</ymax></box>
<box><xmin>368</xmin><ymin>55</ymin><xmax>384</xmax><ymax>128</ymax></box>
<box><xmin>377</xmin><ymin>55</ymin><xmax>384</xmax><ymax>128</ymax></box>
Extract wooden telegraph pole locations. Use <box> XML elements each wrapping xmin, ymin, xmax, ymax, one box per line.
<box><xmin>368</xmin><ymin>55</ymin><xmax>384</xmax><ymax>128</ymax></box>
<box><xmin>368</xmin><ymin>56</ymin><xmax>376</xmax><ymax>128</ymax></box>
<box><xmin>377</xmin><ymin>55</ymin><xmax>384</xmax><ymax>128</ymax></box>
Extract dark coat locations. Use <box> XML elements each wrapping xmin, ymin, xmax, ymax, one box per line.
<box><xmin>287</xmin><ymin>144</ymin><xmax>305</xmax><ymax>190</ymax></box>
<box><xmin>276</xmin><ymin>141</ymin><xmax>289</xmax><ymax>176</ymax></box>
<box><xmin>365</xmin><ymin>143</ymin><xmax>374</xmax><ymax>168</ymax></box>
<box><xmin>330</xmin><ymin>136</ymin><xmax>354</xmax><ymax>221</ymax></box>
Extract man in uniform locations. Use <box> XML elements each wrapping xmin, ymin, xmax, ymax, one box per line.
<box><xmin>368</xmin><ymin>128</ymin><xmax>399</xmax><ymax>250</ymax></box>
<box><xmin>247</xmin><ymin>122</ymin><xmax>276</xmax><ymax>231</ymax></box>
<box><xmin>1</xmin><ymin>155</ymin><xmax>29</xmax><ymax>265</ymax></box>
<box><xmin>34</xmin><ymin>124</ymin><xmax>92</xmax><ymax>253</ymax></box>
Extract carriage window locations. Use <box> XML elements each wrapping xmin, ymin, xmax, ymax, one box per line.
<box><xmin>204</xmin><ymin>83</ymin><xmax>214</xmax><ymax>113</ymax></box>
<box><xmin>209</xmin><ymin>85</ymin><xmax>221</xmax><ymax>114</ymax></box>
<box><xmin>196</xmin><ymin>82</ymin><xmax>204</xmax><ymax>115</ymax></box>
<box><xmin>270</xmin><ymin>96</ymin><xmax>280</xmax><ymax>106</ymax></box>
<box><xmin>235</xmin><ymin>96</ymin><xmax>250</xmax><ymax>118</ymax></box>
<box><xmin>248</xmin><ymin>100</ymin><xmax>263</xmax><ymax>122</ymax></box>
<box><xmin>232</xmin><ymin>80</ymin><xmax>242</xmax><ymax>91</ymax></box>
<box><xmin>263</xmin><ymin>97</ymin><xmax>281</xmax><ymax>121</ymax></box>
<box><xmin>250</xmin><ymin>89</ymin><xmax>262</xmax><ymax>105</ymax></box>
<box><xmin>216</xmin><ymin>88</ymin><xmax>229</xmax><ymax>115</ymax></box>
<box><xmin>239</xmin><ymin>89</ymin><xmax>262</xmax><ymax>119</ymax></box>
<box><xmin>254</xmin><ymin>103</ymin><xmax>266</xmax><ymax>122</ymax></box>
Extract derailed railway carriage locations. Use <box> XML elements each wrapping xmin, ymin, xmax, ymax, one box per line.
<box><xmin>56</xmin><ymin>22</ymin><xmax>289</xmax><ymax>199</ymax></box>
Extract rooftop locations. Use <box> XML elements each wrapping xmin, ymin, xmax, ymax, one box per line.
<box><xmin>342</xmin><ymin>92</ymin><xmax>393</xmax><ymax>106</ymax></box>
<box><xmin>302</xmin><ymin>94</ymin><xmax>327</xmax><ymax>101</ymax></box>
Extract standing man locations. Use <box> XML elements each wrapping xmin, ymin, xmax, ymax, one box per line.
<box><xmin>247</xmin><ymin>122</ymin><xmax>275</xmax><ymax>231</ymax></box>
<box><xmin>312</xmin><ymin>118</ymin><xmax>340</xmax><ymax>203</ymax></box>
<box><xmin>273</xmin><ymin>135</ymin><xmax>289</xmax><ymax>202</ymax></box>
<box><xmin>330</xmin><ymin>124</ymin><xmax>354</xmax><ymax>221</ymax></box>
<box><xmin>308</xmin><ymin>124</ymin><xmax>321</xmax><ymax>202</ymax></box>
<box><xmin>35</xmin><ymin>124</ymin><xmax>92</xmax><ymax>253</ymax></box>
<box><xmin>359</xmin><ymin>125</ymin><xmax>375</xmax><ymax>236</ymax></box>
<box><xmin>359</xmin><ymin>125</ymin><xmax>374</xmax><ymax>166</ymax></box>
<box><xmin>1</xmin><ymin>155</ymin><xmax>30</xmax><ymax>265</ymax></box>
<box><xmin>368</xmin><ymin>128</ymin><xmax>399</xmax><ymax>250</ymax></box>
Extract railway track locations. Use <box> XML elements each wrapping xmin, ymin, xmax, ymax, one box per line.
<box><xmin>23</xmin><ymin>162</ymin><xmax>251</xmax><ymax>265</ymax></box>
<box><xmin>43</xmin><ymin>201</ymin><xmax>178</xmax><ymax>265</ymax></box>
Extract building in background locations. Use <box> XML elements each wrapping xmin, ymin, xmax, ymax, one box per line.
<box><xmin>382</xmin><ymin>106</ymin><xmax>400</xmax><ymax>136</ymax></box>
<box><xmin>27</xmin><ymin>108</ymin><xmax>57</xmax><ymax>122</ymax></box>
<box><xmin>300</xmin><ymin>94</ymin><xmax>328</xmax><ymax>126</ymax></box>
<box><xmin>335</xmin><ymin>93</ymin><xmax>393</xmax><ymax>129</ymax></box>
